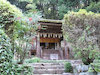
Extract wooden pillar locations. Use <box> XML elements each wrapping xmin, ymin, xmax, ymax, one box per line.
<box><xmin>65</xmin><ymin>46</ymin><xmax>67</xmax><ymax>59</ymax></box>
<box><xmin>36</xmin><ymin>33</ymin><xmax>41</xmax><ymax>57</ymax></box>
<box><xmin>65</xmin><ymin>45</ymin><xmax>70</xmax><ymax>59</ymax></box>
<box><xmin>58</xmin><ymin>41</ymin><xmax>63</xmax><ymax>59</ymax></box>
<box><xmin>59</xmin><ymin>48</ymin><xmax>63</xmax><ymax>59</ymax></box>
<box><xmin>67</xmin><ymin>48</ymin><xmax>69</xmax><ymax>59</ymax></box>
<box><xmin>64</xmin><ymin>40</ymin><xmax>70</xmax><ymax>59</ymax></box>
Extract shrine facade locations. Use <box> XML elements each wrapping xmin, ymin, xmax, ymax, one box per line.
<box><xmin>30</xmin><ymin>19</ymin><xmax>72</xmax><ymax>60</ymax></box>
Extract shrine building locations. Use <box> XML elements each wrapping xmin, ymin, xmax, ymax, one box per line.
<box><xmin>30</xmin><ymin>19</ymin><xmax>72</xmax><ymax>60</ymax></box>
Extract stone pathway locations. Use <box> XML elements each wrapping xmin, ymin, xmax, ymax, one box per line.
<box><xmin>28</xmin><ymin>60</ymin><xmax>82</xmax><ymax>75</ymax></box>
<box><xmin>32</xmin><ymin>63</ymin><xmax>64</xmax><ymax>75</ymax></box>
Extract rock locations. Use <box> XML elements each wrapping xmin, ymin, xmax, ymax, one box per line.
<box><xmin>79</xmin><ymin>72</ymin><xmax>88</xmax><ymax>75</ymax></box>
<box><xmin>76</xmin><ymin>65</ymin><xmax>89</xmax><ymax>73</ymax></box>
<box><xmin>88</xmin><ymin>72</ymin><xmax>97</xmax><ymax>75</ymax></box>
<box><xmin>74</xmin><ymin>73</ymin><xmax>79</xmax><ymax>75</ymax></box>
<box><xmin>97</xmin><ymin>72</ymin><xmax>100</xmax><ymax>75</ymax></box>
<box><xmin>79</xmin><ymin>72</ymin><xmax>99</xmax><ymax>75</ymax></box>
<box><xmin>63</xmin><ymin>73</ymin><xmax>73</xmax><ymax>75</ymax></box>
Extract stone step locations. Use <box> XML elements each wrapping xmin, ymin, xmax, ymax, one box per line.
<box><xmin>33</xmin><ymin>69</ymin><xmax>64</xmax><ymax>74</ymax></box>
<box><xmin>32</xmin><ymin>63</ymin><xmax>64</xmax><ymax>65</ymax></box>
<box><xmin>34</xmin><ymin>74</ymin><xmax>62</xmax><ymax>75</ymax></box>
<box><xmin>32</xmin><ymin>63</ymin><xmax>64</xmax><ymax>66</ymax></box>
<box><xmin>30</xmin><ymin>60</ymin><xmax>82</xmax><ymax>75</ymax></box>
<box><xmin>34</xmin><ymin>66</ymin><xmax>64</xmax><ymax>69</ymax></box>
<box><xmin>40</xmin><ymin>60</ymin><xmax>82</xmax><ymax>63</ymax></box>
<box><xmin>28</xmin><ymin>63</ymin><xmax>64</xmax><ymax>66</ymax></box>
<box><xmin>33</xmin><ymin>65</ymin><xmax>64</xmax><ymax>67</ymax></box>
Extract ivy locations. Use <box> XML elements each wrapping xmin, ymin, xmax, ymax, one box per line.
<box><xmin>0</xmin><ymin>29</ymin><xmax>13</xmax><ymax>74</ymax></box>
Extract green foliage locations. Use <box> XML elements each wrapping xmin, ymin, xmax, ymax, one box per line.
<box><xmin>88</xmin><ymin>60</ymin><xmax>100</xmax><ymax>72</ymax></box>
<box><xmin>25</xmin><ymin>57</ymin><xmax>40</xmax><ymax>63</ymax></box>
<box><xmin>0</xmin><ymin>29</ymin><xmax>32</xmax><ymax>75</ymax></box>
<box><xmin>0</xmin><ymin>0</ymin><xmax>23</xmax><ymax>36</ymax></box>
<box><xmin>14</xmin><ymin>19</ymin><xmax>29</xmax><ymax>38</ymax></box>
<box><xmin>15</xmin><ymin>38</ymin><xmax>32</xmax><ymax>64</ymax></box>
<box><xmin>0</xmin><ymin>29</ymin><xmax>13</xmax><ymax>74</ymax></box>
<box><xmin>14</xmin><ymin>12</ymin><xmax>41</xmax><ymax>64</ymax></box>
<box><xmin>86</xmin><ymin>2</ymin><xmax>100</xmax><ymax>13</ymax></box>
<box><xmin>0</xmin><ymin>0</ymin><xmax>37</xmax><ymax>74</ymax></box>
<box><xmin>91</xmin><ymin>63</ymin><xmax>100</xmax><ymax>72</ymax></box>
<box><xmin>58</xmin><ymin>0</ymin><xmax>100</xmax><ymax>19</ymax></box>
<box><xmin>58</xmin><ymin>0</ymin><xmax>80</xmax><ymax>19</ymax></box>
<box><xmin>8</xmin><ymin>0</ymin><xmax>100</xmax><ymax>19</ymax></box>
<box><xmin>64</xmin><ymin>62</ymin><xmax>73</xmax><ymax>73</ymax></box>
<box><xmin>19</xmin><ymin>0</ymin><xmax>33</xmax><ymax>3</ymax></box>
<box><xmin>0</xmin><ymin>0</ymin><xmax>30</xmax><ymax>56</ymax></box>
<box><xmin>16</xmin><ymin>64</ymin><xmax>33</xmax><ymax>75</ymax></box>
<box><xmin>8</xmin><ymin>0</ymin><xmax>37</xmax><ymax>12</ymax></box>
<box><xmin>63</xmin><ymin>9</ymin><xmax>100</xmax><ymax>65</ymax></box>
<box><xmin>0</xmin><ymin>0</ymin><xmax>22</xmax><ymax>16</ymax></box>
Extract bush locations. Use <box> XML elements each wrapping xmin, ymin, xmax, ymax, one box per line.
<box><xmin>82</xmin><ymin>57</ymin><xmax>94</xmax><ymax>65</ymax></box>
<box><xmin>0</xmin><ymin>0</ymin><xmax>33</xmax><ymax>75</ymax></box>
<box><xmin>0</xmin><ymin>29</ymin><xmax>32</xmax><ymax>75</ymax></box>
<box><xmin>16</xmin><ymin>64</ymin><xmax>33</xmax><ymax>75</ymax></box>
<box><xmin>86</xmin><ymin>2</ymin><xmax>100</xmax><ymax>13</ymax></box>
<box><xmin>0</xmin><ymin>0</ymin><xmax>23</xmax><ymax>35</ymax></box>
<box><xmin>63</xmin><ymin>9</ymin><xmax>100</xmax><ymax>65</ymax></box>
<box><xmin>0</xmin><ymin>29</ymin><xmax>13</xmax><ymax>74</ymax></box>
<box><xmin>64</xmin><ymin>62</ymin><xmax>73</xmax><ymax>73</ymax></box>
<box><xmin>88</xmin><ymin>60</ymin><xmax>100</xmax><ymax>72</ymax></box>
<box><xmin>25</xmin><ymin>57</ymin><xmax>40</xmax><ymax>63</ymax></box>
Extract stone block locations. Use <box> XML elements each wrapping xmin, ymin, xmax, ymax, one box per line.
<box><xmin>63</xmin><ymin>73</ymin><xmax>73</xmax><ymax>75</ymax></box>
<box><xmin>79</xmin><ymin>72</ymin><xmax>88</xmax><ymax>75</ymax></box>
<box><xmin>97</xmin><ymin>72</ymin><xmax>100</xmax><ymax>75</ymax></box>
<box><xmin>88</xmin><ymin>72</ymin><xmax>97</xmax><ymax>75</ymax></box>
<box><xmin>75</xmin><ymin>65</ymin><xmax>89</xmax><ymax>73</ymax></box>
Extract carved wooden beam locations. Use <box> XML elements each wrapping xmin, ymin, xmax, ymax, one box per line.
<box><xmin>40</xmin><ymin>22</ymin><xmax>62</xmax><ymax>26</ymax></box>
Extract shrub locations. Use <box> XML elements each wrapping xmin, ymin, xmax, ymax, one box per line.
<box><xmin>82</xmin><ymin>57</ymin><xmax>94</xmax><ymax>65</ymax></box>
<box><xmin>86</xmin><ymin>2</ymin><xmax>100</xmax><ymax>13</ymax></box>
<box><xmin>0</xmin><ymin>0</ymin><xmax>23</xmax><ymax>36</ymax></box>
<box><xmin>0</xmin><ymin>28</ymin><xmax>33</xmax><ymax>75</ymax></box>
<box><xmin>64</xmin><ymin>62</ymin><xmax>73</xmax><ymax>73</ymax></box>
<box><xmin>63</xmin><ymin>9</ymin><xmax>100</xmax><ymax>65</ymax></box>
<box><xmin>16</xmin><ymin>64</ymin><xmax>33</xmax><ymax>75</ymax></box>
<box><xmin>25</xmin><ymin>57</ymin><xmax>40</xmax><ymax>63</ymax></box>
<box><xmin>0</xmin><ymin>29</ymin><xmax>13</xmax><ymax>74</ymax></box>
<box><xmin>88</xmin><ymin>60</ymin><xmax>100</xmax><ymax>72</ymax></box>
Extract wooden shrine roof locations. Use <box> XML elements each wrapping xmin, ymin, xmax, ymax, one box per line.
<box><xmin>38</xmin><ymin>19</ymin><xmax>63</xmax><ymax>34</ymax></box>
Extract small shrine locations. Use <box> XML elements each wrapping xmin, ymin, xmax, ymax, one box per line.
<box><xmin>30</xmin><ymin>19</ymin><xmax>72</xmax><ymax>60</ymax></box>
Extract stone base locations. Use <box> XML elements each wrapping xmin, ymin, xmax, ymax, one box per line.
<box><xmin>98</xmin><ymin>72</ymin><xmax>100</xmax><ymax>75</ymax></box>
<box><xmin>63</xmin><ymin>73</ymin><xmax>73</xmax><ymax>75</ymax></box>
<box><xmin>79</xmin><ymin>72</ymin><xmax>100</xmax><ymax>75</ymax></box>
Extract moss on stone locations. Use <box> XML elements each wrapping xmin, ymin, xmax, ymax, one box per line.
<box><xmin>39</xmin><ymin>19</ymin><xmax>62</xmax><ymax>23</ymax></box>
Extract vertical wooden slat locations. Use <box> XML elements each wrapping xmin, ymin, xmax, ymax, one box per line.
<box><xmin>36</xmin><ymin>33</ymin><xmax>41</xmax><ymax>57</ymax></box>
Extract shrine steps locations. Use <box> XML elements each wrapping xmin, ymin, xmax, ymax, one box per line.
<box><xmin>33</xmin><ymin>69</ymin><xmax>64</xmax><ymax>74</ymax></box>
<box><xmin>32</xmin><ymin>63</ymin><xmax>64</xmax><ymax>74</ymax></box>
<box><xmin>34</xmin><ymin>74</ymin><xmax>62</xmax><ymax>75</ymax></box>
<box><xmin>29</xmin><ymin>60</ymin><xmax>82</xmax><ymax>75</ymax></box>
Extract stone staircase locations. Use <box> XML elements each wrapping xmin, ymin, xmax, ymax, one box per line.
<box><xmin>32</xmin><ymin>63</ymin><xmax>64</xmax><ymax>75</ymax></box>
<box><xmin>27</xmin><ymin>60</ymin><xmax>82</xmax><ymax>75</ymax></box>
